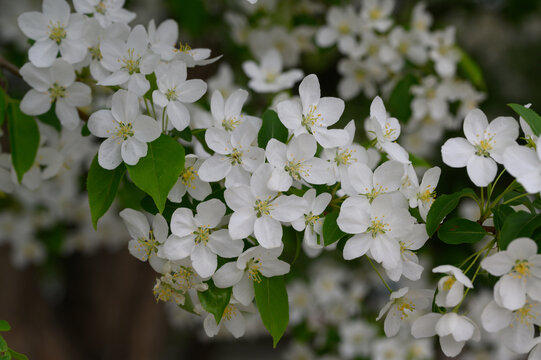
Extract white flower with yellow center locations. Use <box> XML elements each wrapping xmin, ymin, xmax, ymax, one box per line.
<box><xmin>401</xmin><ymin>165</ymin><xmax>441</xmax><ymax>221</ymax></box>
<box><xmin>376</xmin><ymin>287</ymin><xmax>433</xmax><ymax>337</ymax></box>
<box><xmin>346</xmin><ymin>160</ymin><xmax>405</xmax><ymax>199</ymax></box>
<box><xmin>224</xmin><ymin>164</ymin><xmax>307</xmax><ymax>248</ymax></box>
<box><xmin>209</xmin><ymin>89</ymin><xmax>254</xmax><ymax>132</ymax></box>
<box><xmin>481</xmin><ymin>237</ymin><xmax>541</xmax><ymax>311</ymax></box>
<box><xmin>361</xmin><ymin>0</ymin><xmax>394</xmax><ymax>32</ymax></box>
<box><xmin>291</xmin><ymin>189</ymin><xmax>332</xmax><ymax>250</ymax></box>
<box><xmin>265</xmin><ymin>134</ymin><xmax>332</xmax><ymax>192</ymax></box>
<box><xmin>161</xmin><ymin>199</ymin><xmax>244</xmax><ymax>278</ymax></box>
<box><xmin>17</xmin><ymin>0</ymin><xmax>88</xmax><ymax>68</ymax></box>
<box><xmin>87</xmin><ymin>89</ymin><xmax>161</xmax><ymax>169</ymax></box>
<box><xmin>119</xmin><ymin>208</ymin><xmax>168</xmax><ymax>262</ymax></box>
<box><xmin>481</xmin><ymin>298</ymin><xmax>541</xmax><ymax>354</ymax></box>
<box><xmin>433</xmin><ymin>265</ymin><xmax>473</xmax><ymax>308</ymax></box>
<box><xmin>213</xmin><ymin>245</ymin><xmax>290</xmax><ymax>306</ymax></box>
<box><xmin>315</xmin><ymin>6</ymin><xmax>360</xmax><ymax>52</ymax></box>
<box><xmin>277</xmin><ymin>74</ymin><xmax>348</xmax><ymax>148</ymax></box>
<box><xmin>441</xmin><ymin>108</ymin><xmax>518</xmax><ymax>187</ymax></box>
<box><xmin>168</xmin><ymin>155</ymin><xmax>211</xmax><ymax>202</ymax></box>
<box><xmin>503</xmin><ymin>139</ymin><xmax>541</xmax><ymax>194</ymax></box>
<box><xmin>203</xmin><ymin>299</ymin><xmax>252</xmax><ymax>339</ymax></box>
<box><xmin>74</xmin><ymin>0</ymin><xmax>135</xmax><ymax>28</ymax></box>
<box><xmin>384</xmin><ymin>223</ymin><xmax>428</xmax><ymax>282</ymax></box>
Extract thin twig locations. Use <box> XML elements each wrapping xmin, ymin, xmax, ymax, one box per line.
<box><xmin>0</xmin><ymin>56</ymin><xmax>21</xmax><ymax>77</ymax></box>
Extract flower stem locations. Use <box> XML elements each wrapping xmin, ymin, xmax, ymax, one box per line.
<box><xmin>367</xmin><ymin>257</ymin><xmax>392</xmax><ymax>293</ymax></box>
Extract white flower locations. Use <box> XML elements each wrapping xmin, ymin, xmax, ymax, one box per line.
<box><xmin>481</xmin><ymin>237</ymin><xmax>541</xmax><ymax>310</ymax></box>
<box><xmin>433</xmin><ymin>265</ymin><xmax>473</xmax><ymax>308</ymax></box>
<box><xmin>243</xmin><ymin>49</ymin><xmax>303</xmax><ymax>93</ymax></box>
<box><xmin>213</xmin><ymin>245</ymin><xmax>290</xmax><ymax>305</ymax></box>
<box><xmin>346</xmin><ymin>160</ymin><xmax>405</xmax><ymax>199</ymax></box>
<box><xmin>411</xmin><ymin>75</ymin><xmax>449</xmax><ymax>122</ymax></box>
<box><xmin>338</xmin><ymin>320</ymin><xmax>376</xmax><ymax>359</ymax></box>
<box><xmin>224</xmin><ymin>164</ymin><xmax>307</xmax><ymax>248</ymax></box>
<box><xmin>147</xmin><ymin>19</ymin><xmax>178</xmax><ymax>61</ymax></box>
<box><xmin>384</xmin><ymin>223</ymin><xmax>428</xmax><ymax>282</ymax></box>
<box><xmin>248</xmin><ymin>26</ymin><xmax>300</xmax><ymax>67</ymax></box>
<box><xmin>376</xmin><ymin>287</ymin><xmax>433</xmax><ymax>337</ymax></box>
<box><xmin>161</xmin><ymin>199</ymin><xmax>243</xmax><ymax>278</ymax></box>
<box><xmin>441</xmin><ymin>108</ymin><xmax>519</xmax><ymax>187</ymax></box>
<box><xmin>412</xmin><ymin>312</ymin><xmax>480</xmax><ymax>357</ymax></box>
<box><xmin>88</xmin><ymin>89</ymin><xmax>161</xmax><ymax>169</ymax></box>
<box><xmin>401</xmin><ymin>165</ymin><xmax>440</xmax><ymax>221</ymax></box>
<box><xmin>429</xmin><ymin>27</ymin><xmax>461</xmax><ymax>78</ymax></box>
<box><xmin>18</xmin><ymin>0</ymin><xmax>87</xmax><ymax>67</ymax></box>
<box><xmin>119</xmin><ymin>209</ymin><xmax>168</xmax><ymax>262</ymax></box>
<box><xmin>152</xmin><ymin>60</ymin><xmax>207</xmax><ymax>131</ymax></box>
<box><xmin>481</xmin><ymin>299</ymin><xmax>541</xmax><ymax>353</ymax></box>
<box><xmin>265</xmin><ymin>134</ymin><xmax>332</xmax><ymax>191</ymax></box>
<box><xmin>203</xmin><ymin>300</ymin><xmax>250</xmax><ymax>338</ymax></box>
<box><xmin>315</xmin><ymin>6</ymin><xmax>360</xmax><ymax>52</ymax></box>
<box><xmin>337</xmin><ymin>58</ymin><xmax>381</xmax><ymax>100</ymax></box>
<box><xmin>20</xmin><ymin>59</ymin><xmax>91</xmax><ymax>130</ymax></box>
<box><xmin>277</xmin><ymin>74</ymin><xmax>348</xmax><ymax>148</ymax></box>
<box><xmin>198</xmin><ymin>121</ymin><xmax>265</xmax><ymax>187</ymax></box>
<box><xmin>74</xmin><ymin>0</ymin><xmax>135</xmax><ymax>27</ymax></box>
<box><xmin>209</xmin><ymin>89</ymin><xmax>257</xmax><ymax>132</ymax></box>
<box><xmin>171</xmin><ymin>42</ymin><xmax>221</xmax><ymax>68</ymax></box>
<box><xmin>503</xmin><ymin>141</ymin><xmax>541</xmax><ymax>194</ymax></box>
<box><xmin>360</xmin><ymin>0</ymin><xmax>394</xmax><ymax>32</ymax></box>
<box><xmin>207</xmin><ymin>63</ymin><xmax>238</xmax><ymax>100</ymax></box>
<box><xmin>168</xmin><ymin>155</ymin><xmax>212</xmax><ymax>202</ymax></box>
<box><xmin>291</xmin><ymin>189</ymin><xmax>332</xmax><ymax>250</ymax></box>
<box><xmin>99</xmin><ymin>24</ymin><xmax>159</xmax><ymax>96</ymax></box>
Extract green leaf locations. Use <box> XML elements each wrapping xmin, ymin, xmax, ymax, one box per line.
<box><xmin>7</xmin><ymin>349</ymin><xmax>27</xmax><ymax>360</ymax></box>
<box><xmin>499</xmin><ymin>211</ymin><xmax>541</xmax><ymax>250</ymax></box>
<box><xmin>279</xmin><ymin>226</ymin><xmax>301</xmax><ymax>265</ymax></box>
<box><xmin>257</xmin><ymin>109</ymin><xmax>289</xmax><ymax>148</ymax></box>
<box><xmin>409</xmin><ymin>153</ymin><xmax>431</xmax><ymax>168</ymax></box>
<box><xmin>37</xmin><ymin>106</ymin><xmax>61</xmax><ymax>132</ymax></box>
<box><xmin>426</xmin><ymin>188</ymin><xmax>477</xmax><ymax>236</ymax></box>
<box><xmin>81</xmin><ymin>123</ymin><xmax>90</xmax><ymax>137</ymax></box>
<box><xmin>126</xmin><ymin>135</ymin><xmax>185</xmax><ymax>213</ymax></box>
<box><xmin>508</xmin><ymin>103</ymin><xmax>541</xmax><ymax>137</ymax></box>
<box><xmin>389</xmin><ymin>73</ymin><xmax>417</xmax><ymax>123</ymax></box>
<box><xmin>7</xmin><ymin>102</ymin><xmax>40</xmax><ymax>183</ymax></box>
<box><xmin>492</xmin><ymin>204</ymin><xmax>514</xmax><ymax>232</ymax></box>
<box><xmin>457</xmin><ymin>48</ymin><xmax>486</xmax><ymax>90</ymax></box>
<box><xmin>437</xmin><ymin>218</ymin><xmax>487</xmax><ymax>244</ymax></box>
<box><xmin>254</xmin><ymin>276</ymin><xmax>289</xmax><ymax>347</ymax></box>
<box><xmin>197</xmin><ymin>280</ymin><xmax>232</xmax><ymax>324</ymax></box>
<box><xmin>0</xmin><ymin>321</ymin><xmax>10</xmax><ymax>332</ymax></box>
<box><xmin>323</xmin><ymin>210</ymin><xmax>346</xmax><ymax>246</ymax></box>
<box><xmin>87</xmin><ymin>155</ymin><xmax>126</xmax><ymax>229</ymax></box>
<box><xmin>0</xmin><ymin>336</ymin><xmax>6</xmax><ymax>352</ymax></box>
<box><xmin>0</xmin><ymin>87</ymin><xmax>6</xmax><ymax>128</ymax></box>
<box><xmin>178</xmin><ymin>292</ymin><xmax>198</xmax><ymax>315</ymax></box>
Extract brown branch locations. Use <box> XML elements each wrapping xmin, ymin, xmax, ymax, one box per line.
<box><xmin>0</xmin><ymin>56</ymin><xmax>21</xmax><ymax>78</ymax></box>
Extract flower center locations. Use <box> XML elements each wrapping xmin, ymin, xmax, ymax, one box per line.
<box><xmin>95</xmin><ymin>1</ymin><xmax>107</xmax><ymax>15</ymax></box>
<box><xmin>285</xmin><ymin>160</ymin><xmax>307</xmax><ymax>180</ymax></box>
<box><xmin>222</xmin><ymin>117</ymin><xmax>241</xmax><ymax>131</ymax></box>
<box><xmin>383</xmin><ymin>122</ymin><xmax>396</xmax><ymax>140</ymax></box>
<box><xmin>181</xmin><ymin>166</ymin><xmax>197</xmax><ymax>188</ymax></box>
<box><xmin>367</xmin><ymin>217</ymin><xmax>389</xmax><ymax>238</ymax></box>
<box><xmin>48</xmin><ymin>82</ymin><xmax>66</xmax><ymax>102</ymax></box>
<box><xmin>89</xmin><ymin>46</ymin><xmax>102</xmax><ymax>61</ymax></box>
<box><xmin>115</xmin><ymin>122</ymin><xmax>134</xmax><ymax>140</ymax></box>
<box><xmin>305</xmin><ymin>212</ymin><xmax>320</xmax><ymax>229</ymax></box>
<box><xmin>442</xmin><ymin>276</ymin><xmax>456</xmax><ymax>291</ymax></box>
<box><xmin>301</xmin><ymin>105</ymin><xmax>322</xmax><ymax>133</ymax></box>
<box><xmin>399</xmin><ymin>41</ymin><xmax>410</xmax><ymax>54</ymax></box>
<box><xmin>165</xmin><ymin>87</ymin><xmax>177</xmax><ymax>101</ymax></box>
<box><xmin>135</xmin><ymin>229</ymin><xmax>158</xmax><ymax>259</ymax></box>
<box><xmin>364</xmin><ymin>184</ymin><xmax>387</xmax><ymax>201</ymax></box>
<box><xmin>247</xmin><ymin>258</ymin><xmax>262</xmax><ymax>283</ymax></box>
<box><xmin>193</xmin><ymin>226</ymin><xmax>210</xmax><ymax>244</ymax></box>
<box><xmin>174</xmin><ymin>42</ymin><xmax>192</xmax><ymax>54</ymax></box>
<box><xmin>120</xmin><ymin>48</ymin><xmax>141</xmax><ymax>75</ymax></box>
<box><xmin>48</xmin><ymin>21</ymin><xmax>66</xmax><ymax>44</ymax></box>
<box><xmin>355</xmin><ymin>69</ymin><xmax>366</xmax><ymax>82</ymax></box>
<box><xmin>514</xmin><ymin>302</ymin><xmax>538</xmax><ymax>326</ymax></box>
<box><xmin>265</xmin><ymin>71</ymin><xmax>277</xmax><ymax>83</ymax></box>
<box><xmin>254</xmin><ymin>198</ymin><xmax>272</xmax><ymax>218</ymax></box>
<box><xmin>338</xmin><ymin>22</ymin><xmax>350</xmax><ymax>34</ymax></box>
<box><xmin>227</xmin><ymin>148</ymin><xmax>243</xmax><ymax>165</ymax></box>
<box><xmin>418</xmin><ymin>188</ymin><xmax>436</xmax><ymax>204</ymax></box>
<box><xmin>475</xmin><ymin>139</ymin><xmax>493</xmax><ymax>157</ymax></box>
<box><xmin>335</xmin><ymin>148</ymin><xmax>356</xmax><ymax>166</ymax></box>
<box><xmin>222</xmin><ymin>304</ymin><xmax>237</xmax><ymax>320</ymax></box>
<box><xmin>396</xmin><ymin>298</ymin><xmax>416</xmax><ymax>319</ymax></box>
<box><xmin>370</xmin><ymin>8</ymin><xmax>382</xmax><ymax>20</ymax></box>
<box><xmin>512</xmin><ymin>260</ymin><xmax>531</xmax><ymax>279</ymax></box>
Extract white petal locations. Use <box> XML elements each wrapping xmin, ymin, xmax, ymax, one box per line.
<box><xmin>133</xmin><ymin>115</ymin><xmax>161</xmax><ymax>142</ymax></box>
<box><xmin>270</xmin><ymin>195</ymin><xmax>307</xmax><ymax>222</ymax></box>
<box><xmin>20</xmin><ymin>90</ymin><xmax>51</xmax><ymax>116</ymax></box>
<box><xmin>466</xmin><ymin>155</ymin><xmax>497</xmax><ymax>187</ymax></box>
<box><xmin>229</xmin><ymin>208</ymin><xmax>256</xmax><ymax>240</ymax></box>
<box><xmin>166</xmin><ymin>101</ymin><xmax>190</xmax><ymax>131</ymax></box>
<box><xmin>98</xmin><ymin>136</ymin><xmax>122</xmax><ymax>169</ymax></box>
<box><xmin>299</xmin><ymin>74</ymin><xmax>320</xmax><ymax>112</ymax></box>
<box><xmin>121</xmin><ymin>137</ymin><xmax>147</xmax><ymax>165</ymax></box>
<box><xmin>170</xmin><ymin>208</ymin><xmax>196</xmax><ymax>237</ymax></box>
<box><xmin>198</xmin><ymin>155</ymin><xmax>231</xmax><ymax>182</ymax></box>
<box><xmin>441</xmin><ymin>137</ymin><xmax>475</xmax><ymax>168</ymax></box>
<box><xmin>161</xmin><ymin>234</ymin><xmax>194</xmax><ymax>260</ymax></box>
<box><xmin>213</xmin><ymin>262</ymin><xmax>244</xmax><ymax>288</ymax></box>
<box><xmin>119</xmin><ymin>208</ymin><xmax>149</xmax><ymax>239</ymax></box>
<box><xmin>208</xmin><ymin>230</ymin><xmax>243</xmax><ymax>258</ymax></box>
<box><xmin>254</xmin><ymin>216</ymin><xmax>282</xmax><ymax>248</ymax></box>
<box><xmin>195</xmin><ymin>199</ymin><xmax>225</xmax><ymax>228</ymax></box>
<box><xmin>343</xmin><ymin>234</ymin><xmax>372</xmax><ymax>260</ymax></box>
<box><xmin>463</xmin><ymin>108</ymin><xmax>488</xmax><ymax>144</ymax></box>
<box><xmin>411</xmin><ymin>313</ymin><xmax>441</xmax><ymax>338</ymax></box>
<box><xmin>28</xmin><ymin>40</ymin><xmax>58</xmax><ymax>68</ymax></box>
<box><xmin>191</xmin><ymin>243</ymin><xmax>217</xmax><ymax>278</ymax></box>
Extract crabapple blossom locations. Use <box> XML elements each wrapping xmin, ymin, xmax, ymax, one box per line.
<box><xmin>208</xmin><ymin>89</ymin><xmax>254</xmax><ymax>132</ymax></box>
<box><xmin>119</xmin><ymin>208</ymin><xmax>167</xmax><ymax>262</ymax></box>
<box><xmin>503</xmin><ymin>140</ymin><xmax>541</xmax><ymax>194</ymax></box>
<box><xmin>384</xmin><ymin>223</ymin><xmax>428</xmax><ymax>282</ymax></box>
<box><xmin>315</xmin><ymin>6</ymin><xmax>360</xmax><ymax>53</ymax></box>
<box><xmin>73</xmin><ymin>0</ymin><xmax>135</xmax><ymax>27</ymax></box>
<box><xmin>203</xmin><ymin>300</ymin><xmax>251</xmax><ymax>338</ymax></box>
<box><xmin>433</xmin><ymin>265</ymin><xmax>473</xmax><ymax>308</ymax></box>
<box><xmin>345</xmin><ymin>160</ymin><xmax>405</xmax><ymax>199</ymax></box>
<box><xmin>242</xmin><ymin>49</ymin><xmax>303</xmax><ymax>93</ymax></box>
<box><xmin>168</xmin><ymin>155</ymin><xmax>212</xmax><ymax>202</ymax></box>
<box><xmin>401</xmin><ymin>165</ymin><xmax>440</xmax><ymax>221</ymax></box>
<box><xmin>290</xmin><ymin>189</ymin><xmax>332</xmax><ymax>250</ymax></box>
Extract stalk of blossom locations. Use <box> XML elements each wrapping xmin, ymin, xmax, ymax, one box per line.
<box><xmin>17</xmin><ymin>0</ymin><xmax>88</xmax><ymax>68</ymax></box>
<box><xmin>346</xmin><ymin>160</ymin><xmax>405</xmax><ymax>200</ymax></box>
<box><xmin>291</xmin><ymin>189</ymin><xmax>332</xmax><ymax>250</ymax></box>
<box><xmin>119</xmin><ymin>208</ymin><xmax>168</xmax><ymax>262</ymax></box>
<box><xmin>160</xmin><ymin>199</ymin><xmax>244</xmax><ymax>278</ymax></box>
<box><xmin>432</xmin><ymin>265</ymin><xmax>473</xmax><ymax>308</ymax></box>
<box><xmin>224</xmin><ymin>164</ymin><xmax>307</xmax><ymax>248</ymax></box>
<box><xmin>401</xmin><ymin>165</ymin><xmax>440</xmax><ymax>221</ymax></box>
<box><xmin>168</xmin><ymin>155</ymin><xmax>211</xmax><ymax>202</ymax></box>
<box><xmin>277</xmin><ymin>74</ymin><xmax>348</xmax><ymax>148</ymax></box>
<box><xmin>203</xmin><ymin>300</ymin><xmax>252</xmax><ymax>338</ymax></box>
<box><xmin>20</xmin><ymin>59</ymin><xmax>91</xmax><ymax>130</ymax></box>
<box><xmin>441</xmin><ymin>108</ymin><xmax>518</xmax><ymax>187</ymax></box>
<box><xmin>87</xmin><ymin>89</ymin><xmax>161</xmax><ymax>169</ymax></box>
<box><xmin>98</xmin><ymin>24</ymin><xmax>159</xmax><ymax>96</ymax></box>
<box><xmin>213</xmin><ymin>245</ymin><xmax>290</xmax><ymax>306</ymax></box>
<box><xmin>152</xmin><ymin>60</ymin><xmax>207</xmax><ymax>131</ymax></box>
<box><xmin>242</xmin><ymin>48</ymin><xmax>303</xmax><ymax>93</ymax></box>
<box><xmin>376</xmin><ymin>287</ymin><xmax>433</xmax><ymax>337</ymax></box>
<box><xmin>73</xmin><ymin>0</ymin><xmax>135</xmax><ymax>27</ymax></box>
<box><xmin>198</xmin><ymin>121</ymin><xmax>265</xmax><ymax>187</ymax></box>
<box><xmin>209</xmin><ymin>89</ymin><xmax>259</xmax><ymax>132</ymax></box>
<box><xmin>480</xmin><ymin>237</ymin><xmax>541</xmax><ymax>310</ymax></box>
<box><xmin>265</xmin><ymin>134</ymin><xmax>332</xmax><ymax>191</ymax></box>
<box><xmin>503</xmin><ymin>141</ymin><xmax>541</xmax><ymax>194</ymax></box>
<box><xmin>384</xmin><ymin>223</ymin><xmax>428</xmax><ymax>282</ymax></box>
<box><xmin>481</xmin><ymin>299</ymin><xmax>541</xmax><ymax>354</ymax></box>
<box><xmin>412</xmin><ymin>312</ymin><xmax>480</xmax><ymax>357</ymax></box>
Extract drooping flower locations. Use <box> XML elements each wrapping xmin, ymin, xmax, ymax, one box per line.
<box><xmin>432</xmin><ymin>264</ymin><xmax>473</xmax><ymax>308</ymax></box>
<box><xmin>119</xmin><ymin>208</ymin><xmax>168</xmax><ymax>262</ymax></box>
<box><xmin>73</xmin><ymin>0</ymin><xmax>135</xmax><ymax>28</ymax></box>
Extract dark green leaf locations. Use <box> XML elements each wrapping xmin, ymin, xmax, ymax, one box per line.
<box><xmin>457</xmin><ymin>48</ymin><xmax>486</xmax><ymax>90</ymax></box>
<box><xmin>437</xmin><ymin>218</ymin><xmax>487</xmax><ymax>244</ymax></box>
<box><xmin>389</xmin><ymin>73</ymin><xmax>417</xmax><ymax>123</ymax></box>
<box><xmin>197</xmin><ymin>280</ymin><xmax>232</xmax><ymax>324</ymax></box>
<box><xmin>0</xmin><ymin>351</ymin><xmax>10</xmax><ymax>360</ymax></box>
<box><xmin>279</xmin><ymin>226</ymin><xmax>301</xmax><ymax>265</ymax></box>
<box><xmin>178</xmin><ymin>292</ymin><xmax>198</xmax><ymax>315</ymax></box>
<box><xmin>254</xmin><ymin>276</ymin><xmax>289</xmax><ymax>347</ymax></box>
<box><xmin>177</xmin><ymin>127</ymin><xmax>192</xmax><ymax>142</ymax></box>
<box><xmin>87</xmin><ymin>155</ymin><xmax>126</xmax><ymax>229</ymax></box>
<box><xmin>508</xmin><ymin>103</ymin><xmax>541</xmax><ymax>136</ymax></box>
<box><xmin>126</xmin><ymin>135</ymin><xmax>185</xmax><ymax>213</ymax></box>
<box><xmin>426</xmin><ymin>188</ymin><xmax>477</xmax><ymax>236</ymax></box>
<box><xmin>37</xmin><ymin>106</ymin><xmax>61</xmax><ymax>131</ymax></box>
<box><xmin>0</xmin><ymin>336</ymin><xmax>7</xmax><ymax>352</ymax></box>
<box><xmin>499</xmin><ymin>211</ymin><xmax>541</xmax><ymax>250</ymax></box>
<box><xmin>81</xmin><ymin>123</ymin><xmax>90</xmax><ymax>137</ymax></box>
<box><xmin>492</xmin><ymin>204</ymin><xmax>514</xmax><ymax>232</ymax></box>
<box><xmin>0</xmin><ymin>321</ymin><xmax>10</xmax><ymax>332</ymax></box>
<box><xmin>409</xmin><ymin>153</ymin><xmax>431</xmax><ymax>168</ymax></box>
<box><xmin>323</xmin><ymin>210</ymin><xmax>346</xmax><ymax>246</ymax></box>
<box><xmin>7</xmin><ymin>349</ymin><xmax>27</xmax><ymax>360</ymax></box>
<box><xmin>257</xmin><ymin>109</ymin><xmax>289</xmax><ymax>149</ymax></box>
<box><xmin>140</xmin><ymin>195</ymin><xmax>186</xmax><ymax>224</ymax></box>
<box><xmin>7</xmin><ymin>102</ymin><xmax>40</xmax><ymax>183</ymax></box>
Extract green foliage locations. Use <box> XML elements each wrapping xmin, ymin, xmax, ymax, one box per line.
<box><xmin>323</xmin><ymin>210</ymin><xmax>346</xmax><ymax>246</ymax></box>
<box><xmin>7</xmin><ymin>102</ymin><xmax>40</xmax><ymax>183</ymax></box>
<box><xmin>279</xmin><ymin>226</ymin><xmax>301</xmax><ymax>265</ymax></box>
<box><xmin>437</xmin><ymin>218</ymin><xmax>487</xmax><ymax>244</ymax></box>
<box><xmin>499</xmin><ymin>211</ymin><xmax>541</xmax><ymax>249</ymax></box>
<box><xmin>457</xmin><ymin>48</ymin><xmax>486</xmax><ymax>90</ymax></box>
<box><xmin>257</xmin><ymin>109</ymin><xmax>289</xmax><ymax>148</ymax></box>
<box><xmin>0</xmin><ymin>321</ymin><xmax>10</xmax><ymax>332</ymax></box>
<box><xmin>87</xmin><ymin>155</ymin><xmax>126</xmax><ymax>229</ymax></box>
<box><xmin>0</xmin><ymin>87</ymin><xmax>6</xmax><ymax>128</ymax></box>
<box><xmin>198</xmin><ymin>280</ymin><xmax>232</xmax><ymax>324</ymax></box>
<box><xmin>0</xmin><ymin>321</ymin><xmax>27</xmax><ymax>360</ymax></box>
<box><xmin>426</xmin><ymin>188</ymin><xmax>477</xmax><ymax>236</ymax></box>
<box><xmin>168</xmin><ymin>0</ymin><xmax>208</xmax><ymax>35</ymax></box>
<box><xmin>389</xmin><ymin>73</ymin><xmax>417</xmax><ymax>123</ymax></box>
<box><xmin>126</xmin><ymin>135</ymin><xmax>185</xmax><ymax>213</ymax></box>
<box><xmin>37</xmin><ymin>107</ymin><xmax>61</xmax><ymax>131</ymax></box>
<box><xmin>508</xmin><ymin>103</ymin><xmax>541</xmax><ymax>136</ymax></box>
<box><xmin>0</xmin><ymin>337</ymin><xmax>6</xmax><ymax>353</ymax></box>
<box><xmin>254</xmin><ymin>275</ymin><xmax>289</xmax><ymax>347</ymax></box>
<box><xmin>492</xmin><ymin>204</ymin><xmax>514</xmax><ymax>232</ymax></box>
